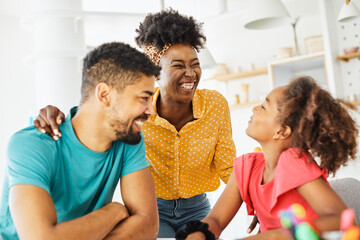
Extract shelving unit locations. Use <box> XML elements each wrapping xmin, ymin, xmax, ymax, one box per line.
<box><xmin>337</xmin><ymin>52</ymin><xmax>360</xmax><ymax>62</ymax></box>
<box><xmin>203</xmin><ymin>68</ymin><xmax>268</xmax><ymax>82</ymax></box>
<box><xmin>201</xmin><ymin>68</ymin><xmax>268</xmax><ymax>109</ymax></box>
<box><xmin>269</xmin><ymin>52</ymin><xmax>325</xmax><ymax>69</ymax></box>
<box><xmin>268</xmin><ymin>52</ymin><xmax>328</xmax><ymax>90</ymax></box>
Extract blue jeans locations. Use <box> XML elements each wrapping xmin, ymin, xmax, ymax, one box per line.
<box><xmin>157</xmin><ymin>193</ymin><xmax>211</xmax><ymax>238</ymax></box>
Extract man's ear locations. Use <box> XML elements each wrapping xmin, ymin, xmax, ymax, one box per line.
<box><xmin>95</xmin><ymin>82</ymin><xmax>111</xmax><ymax>107</ymax></box>
<box><xmin>276</xmin><ymin>125</ymin><xmax>292</xmax><ymax>140</ymax></box>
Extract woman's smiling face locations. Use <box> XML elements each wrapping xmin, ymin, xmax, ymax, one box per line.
<box><xmin>157</xmin><ymin>44</ymin><xmax>201</xmax><ymax>104</ymax></box>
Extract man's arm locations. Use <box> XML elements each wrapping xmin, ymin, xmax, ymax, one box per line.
<box><xmin>104</xmin><ymin>167</ymin><xmax>158</xmax><ymax>240</ymax></box>
<box><xmin>10</xmin><ymin>184</ymin><xmax>128</xmax><ymax>240</ymax></box>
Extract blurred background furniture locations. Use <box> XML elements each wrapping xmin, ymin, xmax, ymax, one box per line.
<box><xmin>329</xmin><ymin>177</ymin><xmax>360</xmax><ymax>225</ymax></box>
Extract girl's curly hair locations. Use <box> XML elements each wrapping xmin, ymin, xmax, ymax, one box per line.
<box><xmin>135</xmin><ymin>9</ymin><xmax>206</xmax><ymax>51</ymax></box>
<box><xmin>278</xmin><ymin>76</ymin><xmax>358</xmax><ymax>175</ymax></box>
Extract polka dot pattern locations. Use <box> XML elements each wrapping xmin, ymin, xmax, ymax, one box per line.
<box><xmin>142</xmin><ymin>88</ymin><xmax>236</xmax><ymax>200</ymax></box>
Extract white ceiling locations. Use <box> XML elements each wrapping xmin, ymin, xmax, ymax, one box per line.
<box><xmin>0</xmin><ymin>0</ymin><xmax>320</xmax><ymax>19</ymax></box>
<box><xmin>0</xmin><ymin>0</ymin><xmax>324</xmax><ymax>61</ymax></box>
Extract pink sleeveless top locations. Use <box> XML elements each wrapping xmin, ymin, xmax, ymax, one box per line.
<box><xmin>234</xmin><ymin>148</ymin><xmax>328</xmax><ymax>232</ymax></box>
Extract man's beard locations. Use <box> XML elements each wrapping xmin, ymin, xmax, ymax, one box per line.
<box><xmin>118</xmin><ymin>128</ymin><xmax>142</xmax><ymax>145</ymax></box>
<box><xmin>113</xmin><ymin>115</ymin><xmax>148</xmax><ymax>145</ymax></box>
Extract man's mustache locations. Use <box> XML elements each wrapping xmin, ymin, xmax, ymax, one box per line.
<box><xmin>134</xmin><ymin>114</ymin><xmax>148</xmax><ymax>121</ymax></box>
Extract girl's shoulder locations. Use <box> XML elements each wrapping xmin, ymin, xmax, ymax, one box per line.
<box><xmin>274</xmin><ymin>148</ymin><xmax>328</xmax><ymax>194</ymax></box>
<box><xmin>277</xmin><ymin>148</ymin><xmax>318</xmax><ymax>171</ymax></box>
<box><xmin>234</xmin><ymin>152</ymin><xmax>264</xmax><ymax>168</ymax></box>
<box><xmin>234</xmin><ymin>152</ymin><xmax>265</xmax><ymax>183</ymax></box>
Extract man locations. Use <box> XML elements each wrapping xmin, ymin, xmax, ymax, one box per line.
<box><xmin>0</xmin><ymin>42</ymin><xmax>161</xmax><ymax>240</ymax></box>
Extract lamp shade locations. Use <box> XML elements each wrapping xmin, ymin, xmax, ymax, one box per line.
<box><xmin>243</xmin><ymin>0</ymin><xmax>291</xmax><ymax>29</ymax></box>
<box><xmin>338</xmin><ymin>1</ymin><xmax>360</xmax><ymax>22</ymax></box>
<box><xmin>198</xmin><ymin>47</ymin><xmax>217</xmax><ymax>69</ymax></box>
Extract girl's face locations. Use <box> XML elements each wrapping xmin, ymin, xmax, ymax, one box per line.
<box><xmin>246</xmin><ymin>86</ymin><xmax>287</xmax><ymax>143</ymax></box>
<box><xmin>157</xmin><ymin>44</ymin><xmax>201</xmax><ymax>104</ymax></box>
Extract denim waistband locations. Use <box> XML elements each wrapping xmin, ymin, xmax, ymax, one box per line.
<box><xmin>157</xmin><ymin>193</ymin><xmax>208</xmax><ymax>206</ymax></box>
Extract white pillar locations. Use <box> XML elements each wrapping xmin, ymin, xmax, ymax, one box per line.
<box><xmin>27</xmin><ymin>0</ymin><xmax>85</xmax><ymax>113</ymax></box>
<box><xmin>318</xmin><ymin>0</ymin><xmax>344</xmax><ymax>98</ymax></box>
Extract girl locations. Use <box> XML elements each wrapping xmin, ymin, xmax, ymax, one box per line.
<box><xmin>178</xmin><ymin>76</ymin><xmax>358</xmax><ymax>240</ymax></box>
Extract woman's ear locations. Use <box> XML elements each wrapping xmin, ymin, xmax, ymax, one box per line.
<box><xmin>95</xmin><ymin>82</ymin><xmax>111</xmax><ymax>107</ymax></box>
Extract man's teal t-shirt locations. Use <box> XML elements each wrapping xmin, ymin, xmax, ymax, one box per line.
<box><xmin>0</xmin><ymin>109</ymin><xmax>149</xmax><ymax>240</ymax></box>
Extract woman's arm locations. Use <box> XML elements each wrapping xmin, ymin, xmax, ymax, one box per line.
<box><xmin>212</xmin><ymin>94</ymin><xmax>236</xmax><ymax>184</ymax></box>
<box><xmin>33</xmin><ymin>105</ymin><xmax>65</xmax><ymax>140</ymax></box>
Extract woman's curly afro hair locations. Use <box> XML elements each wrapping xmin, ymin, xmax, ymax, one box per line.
<box><xmin>135</xmin><ymin>8</ymin><xmax>206</xmax><ymax>51</ymax></box>
<box><xmin>278</xmin><ymin>76</ymin><xmax>358</xmax><ymax>175</ymax></box>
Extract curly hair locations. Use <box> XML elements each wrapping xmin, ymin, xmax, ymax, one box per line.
<box><xmin>135</xmin><ymin>9</ymin><xmax>206</xmax><ymax>51</ymax></box>
<box><xmin>278</xmin><ymin>76</ymin><xmax>358</xmax><ymax>175</ymax></box>
<box><xmin>81</xmin><ymin>42</ymin><xmax>161</xmax><ymax>103</ymax></box>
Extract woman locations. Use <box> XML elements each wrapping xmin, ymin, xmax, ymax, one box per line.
<box><xmin>34</xmin><ymin>9</ymin><xmax>237</xmax><ymax>238</ymax></box>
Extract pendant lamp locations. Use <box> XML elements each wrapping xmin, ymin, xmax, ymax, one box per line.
<box><xmin>243</xmin><ymin>0</ymin><xmax>291</xmax><ymax>29</ymax></box>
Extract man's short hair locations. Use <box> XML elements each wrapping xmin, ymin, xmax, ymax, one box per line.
<box><xmin>80</xmin><ymin>42</ymin><xmax>161</xmax><ymax>103</ymax></box>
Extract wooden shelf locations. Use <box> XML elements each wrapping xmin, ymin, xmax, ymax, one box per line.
<box><xmin>342</xmin><ymin>101</ymin><xmax>360</xmax><ymax>111</ymax></box>
<box><xmin>269</xmin><ymin>52</ymin><xmax>327</xmax><ymax>89</ymax></box>
<box><xmin>337</xmin><ymin>52</ymin><xmax>360</xmax><ymax>62</ymax></box>
<box><xmin>230</xmin><ymin>100</ymin><xmax>263</xmax><ymax>110</ymax></box>
<box><xmin>204</xmin><ymin>68</ymin><xmax>268</xmax><ymax>82</ymax></box>
<box><xmin>270</xmin><ymin>52</ymin><xmax>325</xmax><ymax>69</ymax></box>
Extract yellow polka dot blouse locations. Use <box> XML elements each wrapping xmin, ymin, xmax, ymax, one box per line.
<box><xmin>142</xmin><ymin>88</ymin><xmax>236</xmax><ymax>200</ymax></box>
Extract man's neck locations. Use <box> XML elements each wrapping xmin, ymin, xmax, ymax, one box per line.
<box><xmin>71</xmin><ymin>105</ymin><xmax>113</xmax><ymax>152</ymax></box>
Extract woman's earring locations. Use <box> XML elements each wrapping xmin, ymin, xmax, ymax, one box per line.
<box><xmin>273</xmin><ymin>136</ymin><xmax>277</xmax><ymax>140</ymax></box>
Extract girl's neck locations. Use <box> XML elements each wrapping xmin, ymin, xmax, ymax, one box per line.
<box><xmin>261</xmin><ymin>141</ymin><xmax>291</xmax><ymax>168</ymax></box>
<box><xmin>261</xmin><ymin>144</ymin><xmax>287</xmax><ymax>184</ymax></box>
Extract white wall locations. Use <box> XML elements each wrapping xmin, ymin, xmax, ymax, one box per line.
<box><xmin>0</xmin><ymin>14</ymin><xmax>36</xmax><ymax>194</ymax></box>
<box><xmin>333</xmin><ymin>0</ymin><xmax>360</xmax><ymax>102</ymax></box>
<box><xmin>1</xmin><ymin>0</ymin><xmax>360</xmax><ymax>239</ymax></box>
